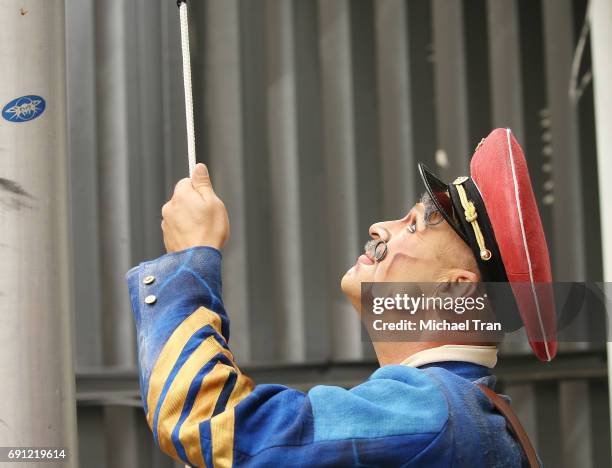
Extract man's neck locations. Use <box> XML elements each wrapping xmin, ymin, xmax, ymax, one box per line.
<box><xmin>372</xmin><ymin>341</ymin><xmax>444</xmax><ymax>367</ymax></box>
<box><xmin>372</xmin><ymin>341</ymin><xmax>497</xmax><ymax>368</ymax></box>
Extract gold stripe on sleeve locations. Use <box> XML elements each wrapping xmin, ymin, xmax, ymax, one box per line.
<box><xmin>227</xmin><ymin>373</ymin><xmax>255</xmax><ymax>408</ymax></box>
<box><xmin>178</xmin><ymin>362</ymin><xmax>235</xmax><ymax>468</ymax></box>
<box><xmin>155</xmin><ymin>335</ymin><xmax>234</xmax><ymax>460</ymax></box>
<box><xmin>146</xmin><ymin>307</ymin><xmax>225</xmax><ymax>425</ymax></box>
<box><xmin>211</xmin><ymin>408</ymin><xmax>236</xmax><ymax>468</ymax></box>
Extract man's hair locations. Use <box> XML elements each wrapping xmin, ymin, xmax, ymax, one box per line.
<box><xmin>420</xmin><ymin>192</ymin><xmax>444</xmax><ymax>227</ymax></box>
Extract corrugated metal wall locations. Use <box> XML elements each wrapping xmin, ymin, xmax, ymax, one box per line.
<box><xmin>65</xmin><ymin>0</ymin><xmax>609</xmax><ymax>467</ymax></box>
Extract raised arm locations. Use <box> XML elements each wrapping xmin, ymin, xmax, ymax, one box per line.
<box><xmin>125</xmin><ymin>164</ymin><xmax>308</xmax><ymax>466</ymax></box>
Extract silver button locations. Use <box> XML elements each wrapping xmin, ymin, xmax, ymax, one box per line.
<box><xmin>144</xmin><ymin>295</ymin><xmax>157</xmax><ymax>305</ymax></box>
<box><xmin>143</xmin><ymin>275</ymin><xmax>155</xmax><ymax>285</ymax></box>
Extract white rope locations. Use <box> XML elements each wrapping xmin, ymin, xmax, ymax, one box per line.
<box><xmin>179</xmin><ymin>1</ymin><xmax>196</xmax><ymax>175</ymax></box>
<box><xmin>180</xmin><ymin>6</ymin><xmax>202</xmax><ymax>467</ymax></box>
<box><xmin>179</xmin><ymin>4</ymin><xmax>197</xmax><ymax>466</ymax></box>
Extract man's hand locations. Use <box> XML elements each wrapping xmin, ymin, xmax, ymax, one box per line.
<box><xmin>161</xmin><ymin>163</ymin><xmax>230</xmax><ymax>253</ymax></box>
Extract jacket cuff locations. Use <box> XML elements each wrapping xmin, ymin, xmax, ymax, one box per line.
<box><xmin>126</xmin><ymin>246</ymin><xmax>223</xmax><ymax>329</ymax></box>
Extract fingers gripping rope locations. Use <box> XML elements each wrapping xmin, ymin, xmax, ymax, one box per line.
<box><xmin>178</xmin><ymin>0</ymin><xmax>197</xmax><ymax>176</ymax></box>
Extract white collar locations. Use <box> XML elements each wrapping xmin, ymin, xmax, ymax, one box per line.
<box><xmin>400</xmin><ymin>344</ymin><xmax>498</xmax><ymax>369</ymax></box>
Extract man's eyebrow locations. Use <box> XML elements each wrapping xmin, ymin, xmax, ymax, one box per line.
<box><xmin>419</xmin><ymin>192</ymin><xmax>433</xmax><ymax>215</ymax></box>
<box><xmin>419</xmin><ymin>192</ymin><xmax>433</xmax><ymax>205</ymax></box>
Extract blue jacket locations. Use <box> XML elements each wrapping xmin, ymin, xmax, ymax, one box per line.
<box><xmin>127</xmin><ymin>247</ymin><xmax>527</xmax><ymax>467</ymax></box>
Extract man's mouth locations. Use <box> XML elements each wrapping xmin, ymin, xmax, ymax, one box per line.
<box><xmin>358</xmin><ymin>254</ymin><xmax>374</xmax><ymax>265</ymax></box>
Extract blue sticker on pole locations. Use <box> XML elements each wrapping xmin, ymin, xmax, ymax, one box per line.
<box><xmin>2</xmin><ymin>95</ymin><xmax>46</xmax><ymax>123</ymax></box>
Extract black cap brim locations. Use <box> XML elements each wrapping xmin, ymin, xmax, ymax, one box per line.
<box><xmin>417</xmin><ymin>163</ymin><xmax>467</xmax><ymax>243</ymax></box>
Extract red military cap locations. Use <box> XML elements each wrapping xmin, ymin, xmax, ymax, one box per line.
<box><xmin>418</xmin><ymin>128</ymin><xmax>557</xmax><ymax>362</ymax></box>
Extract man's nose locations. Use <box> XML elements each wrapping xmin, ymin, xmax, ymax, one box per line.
<box><xmin>369</xmin><ymin>221</ymin><xmax>392</xmax><ymax>241</ymax></box>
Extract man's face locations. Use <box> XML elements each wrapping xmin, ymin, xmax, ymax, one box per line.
<box><xmin>341</xmin><ymin>193</ymin><xmax>477</xmax><ymax>305</ymax></box>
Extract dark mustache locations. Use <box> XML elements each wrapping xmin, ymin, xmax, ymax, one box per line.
<box><xmin>364</xmin><ymin>239</ymin><xmax>388</xmax><ymax>262</ymax></box>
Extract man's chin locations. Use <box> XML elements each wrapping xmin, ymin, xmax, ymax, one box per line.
<box><xmin>340</xmin><ymin>267</ymin><xmax>361</xmax><ymax>302</ymax></box>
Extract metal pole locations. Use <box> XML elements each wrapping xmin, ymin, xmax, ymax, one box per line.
<box><xmin>318</xmin><ymin>0</ymin><xmax>363</xmax><ymax>361</ymax></box>
<box><xmin>589</xmin><ymin>0</ymin><xmax>612</xmax><ymax>456</ymax></box>
<box><xmin>266</xmin><ymin>0</ymin><xmax>306</xmax><ymax>362</ymax></box>
<box><xmin>0</xmin><ymin>0</ymin><xmax>77</xmax><ymax>464</ymax></box>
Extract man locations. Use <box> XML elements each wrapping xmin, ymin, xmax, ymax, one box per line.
<box><xmin>127</xmin><ymin>128</ymin><xmax>552</xmax><ymax>467</ymax></box>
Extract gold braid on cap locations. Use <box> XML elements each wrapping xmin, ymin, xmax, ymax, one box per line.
<box><xmin>453</xmin><ymin>177</ymin><xmax>492</xmax><ymax>261</ymax></box>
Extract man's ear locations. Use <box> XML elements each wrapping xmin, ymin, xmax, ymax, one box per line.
<box><xmin>449</xmin><ymin>268</ymin><xmax>479</xmax><ymax>283</ymax></box>
<box><xmin>437</xmin><ymin>267</ymin><xmax>479</xmax><ymax>283</ymax></box>
<box><xmin>436</xmin><ymin>268</ymin><xmax>479</xmax><ymax>299</ymax></box>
